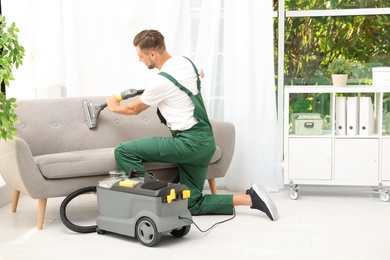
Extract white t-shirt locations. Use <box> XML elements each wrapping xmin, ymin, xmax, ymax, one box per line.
<box><xmin>140</xmin><ymin>56</ymin><xmax>200</xmax><ymax>131</ymax></box>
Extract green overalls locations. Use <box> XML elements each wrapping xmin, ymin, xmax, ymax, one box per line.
<box><xmin>114</xmin><ymin>57</ymin><xmax>233</xmax><ymax>215</ymax></box>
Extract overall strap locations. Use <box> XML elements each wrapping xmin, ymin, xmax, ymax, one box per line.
<box><xmin>183</xmin><ymin>56</ymin><xmax>201</xmax><ymax>91</ymax></box>
<box><xmin>158</xmin><ymin>56</ymin><xmax>201</xmax><ymax>93</ymax></box>
<box><xmin>158</xmin><ymin>71</ymin><xmax>193</xmax><ymax>97</ymax></box>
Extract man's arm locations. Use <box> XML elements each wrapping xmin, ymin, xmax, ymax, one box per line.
<box><xmin>106</xmin><ymin>96</ymin><xmax>150</xmax><ymax>115</ymax></box>
<box><xmin>200</xmin><ymin>69</ymin><xmax>204</xmax><ymax>78</ymax></box>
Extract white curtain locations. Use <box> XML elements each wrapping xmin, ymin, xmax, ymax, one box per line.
<box><xmin>193</xmin><ymin>0</ymin><xmax>283</xmax><ymax>192</ymax></box>
<box><xmin>2</xmin><ymin>0</ymin><xmax>63</xmax><ymax>99</ymax></box>
<box><xmin>194</xmin><ymin>0</ymin><xmax>222</xmax><ymax>114</ymax></box>
<box><xmin>3</xmin><ymin>0</ymin><xmax>192</xmax><ymax>98</ymax></box>
<box><xmin>61</xmin><ymin>0</ymin><xmax>192</xmax><ymax>97</ymax></box>
<box><xmin>223</xmin><ymin>0</ymin><xmax>283</xmax><ymax>192</ymax></box>
<box><xmin>2</xmin><ymin>0</ymin><xmax>283</xmax><ymax>192</ymax></box>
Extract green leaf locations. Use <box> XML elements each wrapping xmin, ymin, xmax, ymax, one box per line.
<box><xmin>0</xmin><ymin>16</ymin><xmax>23</xmax><ymax>140</ymax></box>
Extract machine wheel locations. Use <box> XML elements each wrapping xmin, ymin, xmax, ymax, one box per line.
<box><xmin>136</xmin><ymin>217</ymin><xmax>162</xmax><ymax>247</ymax></box>
<box><xmin>170</xmin><ymin>225</ymin><xmax>191</xmax><ymax>238</ymax></box>
<box><xmin>289</xmin><ymin>189</ymin><xmax>299</xmax><ymax>200</ymax></box>
<box><xmin>380</xmin><ymin>191</ymin><xmax>390</xmax><ymax>202</ymax></box>
<box><xmin>96</xmin><ymin>228</ymin><xmax>107</xmax><ymax>235</ymax></box>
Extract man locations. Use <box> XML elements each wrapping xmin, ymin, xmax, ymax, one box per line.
<box><xmin>106</xmin><ymin>29</ymin><xmax>278</xmax><ymax>221</ymax></box>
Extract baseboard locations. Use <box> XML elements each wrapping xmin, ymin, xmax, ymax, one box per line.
<box><xmin>0</xmin><ymin>184</ymin><xmax>12</xmax><ymax>208</ymax></box>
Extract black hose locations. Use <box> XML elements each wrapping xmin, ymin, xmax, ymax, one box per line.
<box><xmin>59</xmin><ymin>186</ymin><xmax>98</xmax><ymax>233</ymax></box>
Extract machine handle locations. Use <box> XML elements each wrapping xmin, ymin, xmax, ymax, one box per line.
<box><xmin>116</xmin><ymin>89</ymin><xmax>145</xmax><ymax>101</ymax></box>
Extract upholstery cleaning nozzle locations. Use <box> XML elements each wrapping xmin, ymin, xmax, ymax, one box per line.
<box><xmin>82</xmin><ymin>89</ymin><xmax>144</xmax><ymax>129</ymax></box>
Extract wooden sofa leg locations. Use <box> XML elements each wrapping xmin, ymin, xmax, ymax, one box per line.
<box><xmin>208</xmin><ymin>178</ymin><xmax>217</xmax><ymax>194</ymax></box>
<box><xmin>11</xmin><ymin>189</ymin><xmax>20</xmax><ymax>212</ymax></box>
<box><xmin>37</xmin><ymin>198</ymin><xmax>47</xmax><ymax>230</ymax></box>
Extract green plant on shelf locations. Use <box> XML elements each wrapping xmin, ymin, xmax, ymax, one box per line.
<box><xmin>327</xmin><ymin>58</ymin><xmax>353</xmax><ymax>76</ymax></box>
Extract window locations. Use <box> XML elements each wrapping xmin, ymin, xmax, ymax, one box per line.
<box><xmin>274</xmin><ymin>1</ymin><xmax>390</xmax><ymax>155</ymax></box>
<box><xmin>284</xmin><ymin>14</ymin><xmax>390</xmax><ymax>86</ymax></box>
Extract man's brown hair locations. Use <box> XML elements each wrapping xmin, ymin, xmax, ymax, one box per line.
<box><xmin>133</xmin><ymin>29</ymin><xmax>166</xmax><ymax>54</ymax></box>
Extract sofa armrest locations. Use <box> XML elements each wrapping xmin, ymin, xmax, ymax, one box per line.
<box><xmin>207</xmin><ymin>120</ymin><xmax>235</xmax><ymax>179</ymax></box>
<box><xmin>0</xmin><ymin>137</ymin><xmax>44</xmax><ymax>198</ymax></box>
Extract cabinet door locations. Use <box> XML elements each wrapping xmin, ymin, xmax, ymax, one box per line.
<box><xmin>334</xmin><ymin>139</ymin><xmax>379</xmax><ymax>181</ymax></box>
<box><xmin>381</xmin><ymin>139</ymin><xmax>390</xmax><ymax>181</ymax></box>
<box><xmin>288</xmin><ymin>138</ymin><xmax>332</xmax><ymax>180</ymax></box>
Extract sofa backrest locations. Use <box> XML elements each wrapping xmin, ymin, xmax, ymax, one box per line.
<box><xmin>15</xmin><ymin>96</ymin><xmax>171</xmax><ymax>156</ymax></box>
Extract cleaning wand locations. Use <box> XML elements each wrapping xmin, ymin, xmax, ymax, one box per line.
<box><xmin>82</xmin><ymin>89</ymin><xmax>144</xmax><ymax>129</ymax></box>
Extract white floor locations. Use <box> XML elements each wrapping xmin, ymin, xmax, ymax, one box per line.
<box><xmin>1</xmin><ymin>185</ymin><xmax>390</xmax><ymax>260</ymax></box>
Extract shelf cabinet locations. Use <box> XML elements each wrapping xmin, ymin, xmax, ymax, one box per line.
<box><xmin>334</xmin><ymin>138</ymin><xmax>378</xmax><ymax>181</ymax></box>
<box><xmin>284</xmin><ymin>85</ymin><xmax>390</xmax><ymax>201</ymax></box>
<box><xmin>288</xmin><ymin>138</ymin><xmax>331</xmax><ymax>180</ymax></box>
<box><xmin>381</xmin><ymin>139</ymin><xmax>390</xmax><ymax>181</ymax></box>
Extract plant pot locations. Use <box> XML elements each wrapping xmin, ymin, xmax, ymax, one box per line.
<box><xmin>332</xmin><ymin>74</ymin><xmax>348</xmax><ymax>87</ymax></box>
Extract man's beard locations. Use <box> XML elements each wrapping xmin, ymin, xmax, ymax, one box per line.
<box><xmin>147</xmin><ymin>61</ymin><xmax>156</xmax><ymax>70</ymax></box>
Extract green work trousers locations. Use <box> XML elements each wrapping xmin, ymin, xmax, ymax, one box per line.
<box><xmin>114</xmin><ymin>124</ymin><xmax>234</xmax><ymax>215</ymax></box>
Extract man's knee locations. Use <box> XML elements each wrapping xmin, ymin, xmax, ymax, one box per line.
<box><xmin>114</xmin><ymin>144</ymin><xmax>123</xmax><ymax>160</ymax></box>
<box><xmin>114</xmin><ymin>142</ymin><xmax>141</xmax><ymax>163</ymax></box>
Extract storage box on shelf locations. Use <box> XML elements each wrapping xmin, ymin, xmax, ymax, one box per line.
<box><xmin>292</xmin><ymin>113</ymin><xmax>323</xmax><ymax>135</ymax></box>
<box><xmin>284</xmin><ymin>85</ymin><xmax>390</xmax><ymax>201</ymax></box>
<box><xmin>372</xmin><ymin>67</ymin><xmax>390</xmax><ymax>87</ymax></box>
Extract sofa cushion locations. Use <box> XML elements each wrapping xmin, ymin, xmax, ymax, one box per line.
<box><xmin>34</xmin><ymin>148</ymin><xmax>117</xmax><ymax>179</ymax></box>
<box><xmin>35</xmin><ymin>146</ymin><xmax>222</xmax><ymax>179</ymax></box>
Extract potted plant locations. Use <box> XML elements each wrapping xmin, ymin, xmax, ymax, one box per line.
<box><xmin>328</xmin><ymin>58</ymin><xmax>353</xmax><ymax>87</ymax></box>
<box><xmin>0</xmin><ymin>15</ymin><xmax>25</xmax><ymax>140</ymax></box>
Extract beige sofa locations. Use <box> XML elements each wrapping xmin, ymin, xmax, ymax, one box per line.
<box><xmin>0</xmin><ymin>96</ymin><xmax>235</xmax><ymax>230</ymax></box>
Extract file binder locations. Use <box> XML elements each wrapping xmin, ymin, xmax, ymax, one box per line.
<box><xmin>347</xmin><ymin>96</ymin><xmax>359</xmax><ymax>136</ymax></box>
<box><xmin>335</xmin><ymin>97</ymin><xmax>347</xmax><ymax>135</ymax></box>
<box><xmin>359</xmin><ymin>97</ymin><xmax>375</xmax><ymax>136</ymax></box>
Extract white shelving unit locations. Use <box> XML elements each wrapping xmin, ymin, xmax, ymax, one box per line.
<box><xmin>284</xmin><ymin>85</ymin><xmax>390</xmax><ymax>201</ymax></box>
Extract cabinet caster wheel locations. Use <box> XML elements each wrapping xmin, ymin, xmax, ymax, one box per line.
<box><xmin>290</xmin><ymin>189</ymin><xmax>298</xmax><ymax>200</ymax></box>
<box><xmin>380</xmin><ymin>191</ymin><xmax>390</xmax><ymax>202</ymax></box>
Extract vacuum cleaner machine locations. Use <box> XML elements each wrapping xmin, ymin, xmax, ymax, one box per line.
<box><xmin>60</xmin><ymin>171</ymin><xmax>193</xmax><ymax>247</ymax></box>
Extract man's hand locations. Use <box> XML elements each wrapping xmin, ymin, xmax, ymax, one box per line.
<box><xmin>105</xmin><ymin>95</ymin><xmax>149</xmax><ymax>115</ymax></box>
<box><xmin>106</xmin><ymin>95</ymin><xmax>120</xmax><ymax>112</ymax></box>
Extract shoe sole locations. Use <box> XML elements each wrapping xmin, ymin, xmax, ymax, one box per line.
<box><xmin>252</xmin><ymin>184</ymin><xmax>278</xmax><ymax>221</ymax></box>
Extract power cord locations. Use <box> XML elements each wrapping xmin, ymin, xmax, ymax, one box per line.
<box><xmin>179</xmin><ymin>207</ymin><xmax>236</xmax><ymax>233</ymax></box>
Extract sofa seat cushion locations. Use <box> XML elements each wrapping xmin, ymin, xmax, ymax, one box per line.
<box><xmin>35</xmin><ymin>146</ymin><xmax>222</xmax><ymax>179</ymax></box>
<box><xmin>34</xmin><ymin>148</ymin><xmax>117</xmax><ymax>179</ymax></box>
